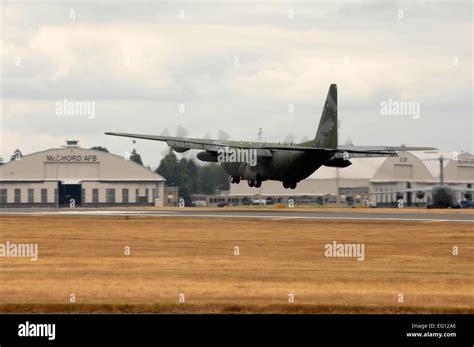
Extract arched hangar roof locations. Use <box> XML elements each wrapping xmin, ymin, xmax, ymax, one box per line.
<box><xmin>0</xmin><ymin>146</ymin><xmax>164</xmax><ymax>182</ymax></box>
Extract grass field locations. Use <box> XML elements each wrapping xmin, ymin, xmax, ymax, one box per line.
<box><xmin>0</xmin><ymin>215</ymin><xmax>472</xmax><ymax>313</ymax></box>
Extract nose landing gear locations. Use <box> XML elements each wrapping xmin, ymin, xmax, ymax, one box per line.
<box><xmin>283</xmin><ymin>181</ymin><xmax>297</xmax><ymax>189</ymax></box>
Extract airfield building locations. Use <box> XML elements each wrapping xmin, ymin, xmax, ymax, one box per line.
<box><xmin>0</xmin><ymin>141</ymin><xmax>165</xmax><ymax>207</ymax></box>
<box><xmin>227</xmin><ymin>151</ymin><xmax>474</xmax><ymax>207</ymax></box>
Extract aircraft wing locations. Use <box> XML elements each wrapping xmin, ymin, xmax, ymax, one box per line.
<box><xmin>338</xmin><ymin>145</ymin><xmax>437</xmax><ymax>158</ymax></box>
<box><xmin>368</xmin><ymin>187</ymin><xmax>434</xmax><ymax>195</ymax></box>
<box><xmin>450</xmin><ymin>187</ymin><xmax>474</xmax><ymax>192</ymax></box>
<box><xmin>105</xmin><ymin>132</ymin><xmax>336</xmax><ymax>156</ymax></box>
<box><xmin>105</xmin><ymin>132</ymin><xmax>436</xmax><ymax>158</ymax></box>
<box><xmin>106</xmin><ymin>132</ymin><xmax>269</xmax><ymax>155</ymax></box>
<box><xmin>369</xmin><ymin>186</ymin><xmax>473</xmax><ymax>195</ymax></box>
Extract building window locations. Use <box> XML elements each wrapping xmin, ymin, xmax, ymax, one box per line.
<box><xmin>136</xmin><ymin>188</ymin><xmax>140</xmax><ymax>203</ymax></box>
<box><xmin>122</xmin><ymin>188</ymin><xmax>129</xmax><ymax>204</ymax></box>
<box><xmin>82</xmin><ymin>189</ymin><xmax>85</xmax><ymax>204</ymax></box>
<box><xmin>28</xmin><ymin>189</ymin><xmax>34</xmax><ymax>204</ymax></box>
<box><xmin>92</xmin><ymin>189</ymin><xmax>99</xmax><ymax>204</ymax></box>
<box><xmin>145</xmin><ymin>188</ymin><xmax>149</xmax><ymax>202</ymax></box>
<box><xmin>54</xmin><ymin>189</ymin><xmax>58</xmax><ymax>204</ymax></box>
<box><xmin>0</xmin><ymin>189</ymin><xmax>7</xmax><ymax>204</ymax></box>
<box><xmin>41</xmin><ymin>189</ymin><xmax>48</xmax><ymax>204</ymax></box>
<box><xmin>14</xmin><ymin>189</ymin><xmax>21</xmax><ymax>204</ymax></box>
<box><xmin>106</xmin><ymin>188</ymin><xmax>116</xmax><ymax>203</ymax></box>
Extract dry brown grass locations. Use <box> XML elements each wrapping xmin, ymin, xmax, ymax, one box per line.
<box><xmin>0</xmin><ymin>215</ymin><xmax>472</xmax><ymax>313</ymax></box>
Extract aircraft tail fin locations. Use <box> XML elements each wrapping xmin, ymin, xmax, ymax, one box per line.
<box><xmin>314</xmin><ymin>84</ymin><xmax>338</xmax><ymax>149</ymax></box>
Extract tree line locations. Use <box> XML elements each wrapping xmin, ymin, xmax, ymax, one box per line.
<box><xmin>92</xmin><ymin>146</ymin><xmax>230</xmax><ymax>204</ymax></box>
<box><xmin>156</xmin><ymin>150</ymin><xmax>229</xmax><ymax>204</ymax></box>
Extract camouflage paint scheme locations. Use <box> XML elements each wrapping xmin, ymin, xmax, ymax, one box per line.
<box><xmin>106</xmin><ymin>84</ymin><xmax>435</xmax><ymax>190</ymax></box>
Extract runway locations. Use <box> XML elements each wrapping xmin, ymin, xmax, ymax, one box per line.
<box><xmin>1</xmin><ymin>207</ymin><xmax>473</xmax><ymax>223</ymax></box>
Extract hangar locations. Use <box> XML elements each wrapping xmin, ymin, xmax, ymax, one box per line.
<box><xmin>0</xmin><ymin>141</ymin><xmax>165</xmax><ymax>207</ymax></box>
<box><xmin>369</xmin><ymin>152</ymin><xmax>435</xmax><ymax>206</ymax></box>
<box><xmin>370</xmin><ymin>152</ymin><xmax>474</xmax><ymax>207</ymax></box>
<box><xmin>228</xmin><ymin>151</ymin><xmax>474</xmax><ymax>207</ymax></box>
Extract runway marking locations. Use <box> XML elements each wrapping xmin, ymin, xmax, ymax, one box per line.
<box><xmin>0</xmin><ymin>210</ymin><xmax>177</xmax><ymax>216</ymax></box>
<box><xmin>163</xmin><ymin>214</ymin><xmax>474</xmax><ymax>223</ymax></box>
<box><xmin>2</xmin><ymin>211</ymin><xmax>472</xmax><ymax>223</ymax></box>
<box><xmin>272</xmin><ymin>217</ymin><xmax>300</xmax><ymax>221</ymax></box>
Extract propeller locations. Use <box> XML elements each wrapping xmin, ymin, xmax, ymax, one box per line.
<box><xmin>160</xmin><ymin>128</ymin><xmax>170</xmax><ymax>137</ymax></box>
<box><xmin>343</xmin><ymin>138</ymin><xmax>354</xmax><ymax>146</ymax></box>
<box><xmin>176</xmin><ymin>125</ymin><xmax>189</xmax><ymax>138</ymax></box>
<box><xmin>160</xmin><ymin>148</ymin><xmax>171</xmax><ymax>156</ymax></box>
<box><xmin>218</xmin><ymin>129</ymin><xmax>230</xmax><ymax>141</ymax></box>
<box><xmin>283</xmin><ymin>134</ymin><xmax>295</xmax><ymax>144</ymax></box>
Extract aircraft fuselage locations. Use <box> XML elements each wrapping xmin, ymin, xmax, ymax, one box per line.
<box><xmin>429</xmin><ymin>185</ymin><xmax>460</xmax><ymax>208</ymax></box>
<box><xmin>221</xmin><ymin>150</ymin><xmax>334</xmax><ymax>184</ymax></box>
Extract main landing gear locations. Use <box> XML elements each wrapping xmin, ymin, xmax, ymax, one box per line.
<box><xmin>229</xmin><ymin>176</ymin><xmax>262</xmax><ymax>188</ymax></box>
<box><xmin>229</xmin><ymin>176</ymin><xmax>241</xmax><ymax>184</ymax></box>
<box><xmin>282</xmin><ymin>181</ymin><xmax>297</xmax><ymax>189</ymax></box>
<box><xmin>248</xmin><ymin>179</ymin><xmax>262</xmax><ymax>188</ymax></box>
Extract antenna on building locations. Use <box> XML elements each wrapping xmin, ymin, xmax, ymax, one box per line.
<box><xmin>439</xmin><ymin>155</ymin><xmax>444</xmax><ymax>185</ymax></box>
<box><xmin>422</xmin><ymin>154</ymin><xmax>446</xmax><ymax>186</ymax></box>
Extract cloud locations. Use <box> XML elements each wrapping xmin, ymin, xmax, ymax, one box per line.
<box><xmin>1</xmin><ymin>1</ymin><xmax>472</xmax><ymax>166</ymax></box>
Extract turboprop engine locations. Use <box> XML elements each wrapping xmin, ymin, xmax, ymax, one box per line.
<box><xmin>173</xmin><ymin>147</ymin><xmax>190</xmax><ymax>153</ymax></box>
<box><xmin>323</xmin><ymin>157</ymin><xmax>352</xmax><ymax>168</ymax></box>
<box><xmin>416</xmin><ymin>191</ymin><xmax>425</xmax><ymax>199</ymax></box>
<box><xmin>196</xmin><ymin>151</ymin><xmax>218</xmax><ymax>162</ymax></box>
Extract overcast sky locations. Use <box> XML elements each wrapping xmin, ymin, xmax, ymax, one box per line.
<box><xmin>1</xmin><ymin>1</ymin><xmax>472</xmax><ymax>168</ymax></box>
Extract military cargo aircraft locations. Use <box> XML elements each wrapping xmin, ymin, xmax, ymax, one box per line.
<box><xmin>106</xmin><ymin>84</ymin><xmax>435</xmax><ymax>189</ymax></box>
